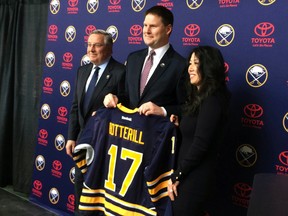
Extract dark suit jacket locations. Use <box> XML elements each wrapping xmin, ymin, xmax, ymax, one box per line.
<box><xmin>68</xmin><ymin>57</ymin><xmax>125</xmax><ymax>141</ymax></box>
<box><xmin>172</xmin><ymin>92</ymin><xmax>229</xmax><ymax>214</ymax></box>
<box><xmin>119</xmin><ymin>45</ymin><xmax>188</xmax><ymax>117</ymax></box>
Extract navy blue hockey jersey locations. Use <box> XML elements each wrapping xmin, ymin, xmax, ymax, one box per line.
<box><xmin>73</xmin><ymin>104</ymin><xmax>177</xmax><ymax>216</ymax></box>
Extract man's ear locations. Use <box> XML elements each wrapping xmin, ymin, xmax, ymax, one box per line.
<box><xmin>166</xmin><ymin>24</ymin><xmax>173</xmax><ymax>36</ymax></box>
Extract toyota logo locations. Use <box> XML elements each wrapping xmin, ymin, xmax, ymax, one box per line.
<box><xmin>254</xmin><ymin>22</ymin><xmax>274</xmax><ymax>37</ymax></box>
<box><xmin>244</xmin><ymin>104</ymin><xmax>263</xmax><ymax>119</ymax></box>
<box><xmin>184</xmin><ymin>24</ymin><xmax>200</xmax><ymax>37</ymax></box>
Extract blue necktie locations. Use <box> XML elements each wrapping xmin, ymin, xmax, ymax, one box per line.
<box><xmin>83</xmin><ymin>66</ymin><xmax>99</xmax><ymax>114</ymax></box>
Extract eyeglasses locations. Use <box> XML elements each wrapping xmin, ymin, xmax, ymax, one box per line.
<box><xmin>85</xmin><ymin>43</ymin><xmax>105</xmax><ymax>48</ymax></box>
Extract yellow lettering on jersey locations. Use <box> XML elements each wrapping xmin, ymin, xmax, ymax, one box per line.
<box><xmin>109</xmin><ymin>123</ymin><xmax>144</xmax><ymax>145</ymax></box>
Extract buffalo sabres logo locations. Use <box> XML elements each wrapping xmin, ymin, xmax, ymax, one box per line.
<box><xmin>215</xmin><ymin>24</ymin><xmax>235</xmax><ymax>47</ymax></box>
<box><xmin>50</xmin><ymin>0</ymin><xmax>60</xmax><ymax>14</ymax></box>
<box><xmin>41</xmin><ymin>104</ymin><xmax>51</xmax><ymax>119</ymax></box>
<box><xmin>106</xmin><ymin>25</ymin><xmax>118</xmax><ymax>43</ymax></box>
<box><xmin>65</xmin><ymin>26</ymin><xmax>76</xmax><ymax>42</ymax></box>
<box><xmin>186</xmin><ymin>0</ymin><xmax>204</xmax><ymax>9</ymax></box>
<box><xmin>55</xmin><ymin>134</ymin><xmax>65</xmax><ymax>151</ymax></box>
<box><xmin>246</xmin><ymin>64</ymin><xmax>268</xmax><ymax>88</ymax></box>
<box><xmin>60</xmin><ymin>80</ymin><xmax>71</xmax><ymax>97</ymax></box>
<box><xmin>69</xmin><ymin>167</ymin><xmax>76</xmax><ymax>184</ymax></box>
<box><xmin>45</xmin><ymin>52</ymin><xmax>55</xmax><ymax>68</ymax></box>
<box><xmin>81</xmin><ymin>54</ymin><xmax>91</xmax><ymax>66</ymax></box>
<box><xmin>258</xmin><ymin>0</ymin><xmax>276</xmax><ymax>6</ymax></box>
<box><xmin>87</xmin><ymin>0</ymin><xmax>99</xmax><ymax>14</ymax></box>
<box><xmin>131</xmin><ymin>0</ymin><xmax>145</xmax><ymax>12</ymax></box>
<box><xmin>49</xmin><ymin>188</ymin><xmax>60</xmax><ymax>204</ymax></box>
<box><xmin>35</xmin><ymin>155</ymin><xmax>45</xmax><ymax>171</ymax></box>
<box><xmin>283</xmin><ymin>113</ymin><xmax>288</xmax><ymax>133</ymax></box>
<box><xmin>236</xmin><ymin>144</ymin><xmax>257</xmax><ymax>168</ymax></box>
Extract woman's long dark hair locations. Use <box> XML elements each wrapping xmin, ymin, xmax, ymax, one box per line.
<box><xmin>183</xmin><ymin>46</ymin><xmax>229</xmax><ymax>114</ymax></box>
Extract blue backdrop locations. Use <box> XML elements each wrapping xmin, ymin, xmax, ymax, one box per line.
<box><xmin>30</xmin><ymin>0</ymin><xmax>288</xmax><ymax>215</ymax></box>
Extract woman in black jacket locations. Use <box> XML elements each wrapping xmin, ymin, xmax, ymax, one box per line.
<box><xmin>167</xmin><ymin>46</ymin><xmax>230</xmax><ymax>216</ymax></box>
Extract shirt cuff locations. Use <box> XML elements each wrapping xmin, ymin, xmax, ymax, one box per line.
<box><xmin>161</xmin><ymin>107</ymin><xmax>167</xmax><ymax>117</ymax></box>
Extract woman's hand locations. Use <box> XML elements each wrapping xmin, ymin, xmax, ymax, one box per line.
<box><xmin>167</xmin><ymin>179</ymin><xmax>179</xmax><ymax>201</ymax></box>
<box><xmin>170</xmin><ymin>114</ymin><xmax>179</xmax><ymax>126</ymax></box>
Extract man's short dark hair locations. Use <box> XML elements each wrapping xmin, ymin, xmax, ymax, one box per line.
<box><xmin>145</xmin><ymin>5</ymin><xmax>174</xmax><ymax>27</ymax></box>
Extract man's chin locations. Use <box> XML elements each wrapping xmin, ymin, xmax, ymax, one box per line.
<box><xmin>89</xmin><ymin>58</ymin><xmax>98</xmax><ymax>64</ymax></box>
<box><xmin>143</xmin><ymin>38</ymin><xmax>153</xmax><ymax>45</ymax></box>
<box><xmin>144</xmin><ymin>42</ymin><xmax>157</xmax><ymax>49</ymax></box>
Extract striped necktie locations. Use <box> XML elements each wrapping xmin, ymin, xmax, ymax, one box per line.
<box><xmin>140</xmin><ymin>50</ymin><xmax>155</xmax><ymax>95</ymax></box>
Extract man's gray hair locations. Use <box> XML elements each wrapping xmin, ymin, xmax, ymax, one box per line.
<box><xmin>90</xmin><ymin>29</ymin><xmax>113</xmax><ymax>46</ymax></box>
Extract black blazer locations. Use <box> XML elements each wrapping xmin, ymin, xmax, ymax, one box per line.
<box><xmin>120</xmin><ymin>45</ymin><xmax>188</xmax><ymax>117</ymax></box>
<box><xmin>68</xmin><ymin>57</ymin><xmax>125</xmax><ymax>141</ymax></box>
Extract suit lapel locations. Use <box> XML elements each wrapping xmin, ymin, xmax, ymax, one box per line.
<box><xmin>91</xmin><ymin>60</ymin><xmax>113</xmax><ymax>101</ymax></box>
<box><xmin>133</xmin><ymin>50</ymin><xmax>147</xmax><ymax>100</ymax></box>
<box><xmin>85</xmin><ymin>58</ymin><xmax>116</xmax><ymax>115</ymax></box>
<box><xmin>80</xmin><ymin>64</ymin><xmax>93</xmax><ymax>116</ymax></box>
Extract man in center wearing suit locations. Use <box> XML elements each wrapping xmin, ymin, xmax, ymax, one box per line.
<box><xmin>104</xmin><ymin>5</ymin><xmax>187</xmax><ymax>117</ymax></box>
<box><xmin>65</xmin><ymin>29</ymin><xmax>125</xmax><ymax>215</ymax></box>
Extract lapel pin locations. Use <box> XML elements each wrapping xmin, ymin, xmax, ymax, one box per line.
<box><xmin>106</xmin><ymin>75</ymin><xmax>110</xmax><ymax>79</ymax></box>
<box><xmin>160</xmin><ymin>63</ymin><xmax>165</xmax><ymax>67</ymax></box>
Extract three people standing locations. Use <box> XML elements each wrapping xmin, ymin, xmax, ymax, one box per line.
<box><xmin>66</xmin><ymin>5</ymin><xmax>230</xmax><ymax>216</ymax></box>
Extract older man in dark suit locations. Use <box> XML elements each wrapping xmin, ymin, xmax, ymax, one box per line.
<box><xmin>65</xmin><ymin>29</ymin><xmax>125</xmax><ymax>215</ymax></box>
<box><xmin>104</xmin><ymin>5</ymin><xmax>187</xmax><ymax>117</ymax></box>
